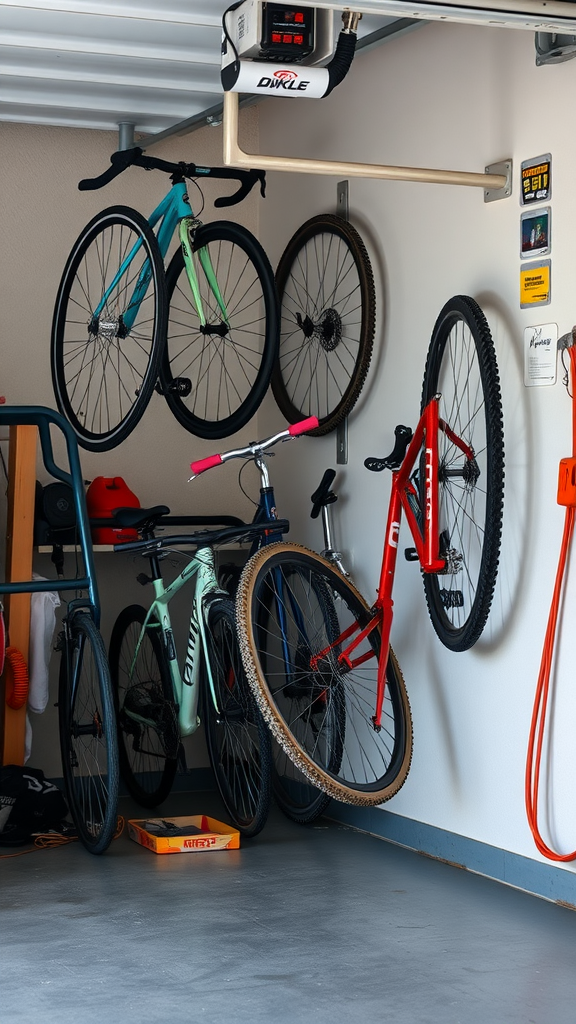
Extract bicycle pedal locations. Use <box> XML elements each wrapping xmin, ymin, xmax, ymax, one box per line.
<box><xmin>404</xmin><ymin>547</ymin><xmax>419</xmax><ymax>562</ymax></box>
<box><xmin>169</xmin><ymin>376</ymin><xmax>192</xmax><ymax>397</ymax></box>
<box><xmin>155</xmin><ymin>377</ymin><xmax>192</xmax><ymax>397</ymax></box>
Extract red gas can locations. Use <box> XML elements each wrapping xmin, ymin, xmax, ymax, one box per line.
<box><xmin>86</xmin><ymin>476</ymin><xmax>141</xmax><ymax>544</ymax></box>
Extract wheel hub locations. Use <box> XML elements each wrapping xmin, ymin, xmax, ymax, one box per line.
<box><xmin>200</xmin><ymin>322</ymin><xmax>229</xmax><ymax>337</ymax></box>
<box><xmin>88</xmin><ymin>314</ymin><xmax>128</xmax><ymax>341</ymax></box>
<box><xmin>295</xmin><ymin>308</ymin><xmax>343</xmax><ymax>352</ymax></box>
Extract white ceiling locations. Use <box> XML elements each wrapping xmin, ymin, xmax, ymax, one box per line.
<box><xmin>0</xmin><ymin>1</ymin><xmax>405</xmax><ymax>138</ymax></box>
<box><xmin>3</xmin><ymin>1</ymin><xmax>576</xmax><ymax>141</ymax></box>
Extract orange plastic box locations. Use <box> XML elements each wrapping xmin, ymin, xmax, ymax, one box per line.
<box><xmin>128</xmin><ymin>815</ymin><xmax>240</xmax><ymax>854</ymax></box>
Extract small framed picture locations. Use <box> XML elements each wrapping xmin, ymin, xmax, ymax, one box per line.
<box><xmin>521</xmin><ymin>154</ymin><xmax>551</xmax><ymax>205</ymax></box>
<box><xmin>520</xmin><ymin>259</ymin><xmax>551</xmax><ymax>309</ymax></box>
<box><xmin>521</xmin><ymin>207</ymin><xmax>551</xmax><ymax>258</ymax></box>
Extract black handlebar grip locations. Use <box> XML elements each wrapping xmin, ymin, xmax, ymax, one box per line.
<box><xmin>78</xmin><ymin>147</ymin><xmax>143</xmax><ymax>191</ymax></box>
<box><xmin>310</xmin><ymin>468</ymin><xmax>337</xmax><ymax>519</ymax></box>
<box><xmin>214</xmin><ymin>170</ymin><xmax>266</xmax><ymax>208</ymax></box>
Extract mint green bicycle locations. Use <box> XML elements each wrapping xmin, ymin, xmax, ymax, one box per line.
<box><xmin>51</xmin><ymin>147</ymin><xmax>278</xmax><ymax>452</ymax></box>
<box><xmin>108</xmin><ymin>509</ymin><xmax>288</xmax><ymax>837</ymax></box>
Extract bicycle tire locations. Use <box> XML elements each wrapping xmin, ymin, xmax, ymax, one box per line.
<box><xmin>254</xmin><ymin>561</ymin><xmax>338</xmax><ymax>824</ymax></box>
<box><xmin>58</xmin><ymin>612</ymin><xmax>119</xmax><ymax>854</ymax></box>
<box><xmin>51</xmin><ymin>205</ymin><xmax>168</xmax><ymax>452</ymax></box>
<box><xmin>236</xmin><ymin>543</ymin><xmax>413</xmax><ymax>806</ymax></box>
<box><xmin>272</xmin><ymin>214</ymin><xmax>376</xmax><ymax>435</ymax></box>
<box><xmin>202</xmin><ymin>598</ymin><xmax>272</xmax><ymax>837</ymax></box>
<box><xmin>272</xmin><ymin>752</ymin><xmax>332</xmax><ymax>824</ymax></box>
<box><xmin>161</xmin><ymin>221</ymin><xmax>279</xmax><ymax>440</ymax></box>
<box><xmin>109</xmin><ymin>604</ymin><xmax>178</xmax><ymax>808</ymax></box>
<box><xmin>421</xmin><ymin>295</ymin><xmax>504</xmax><ymax>651</ymax></box>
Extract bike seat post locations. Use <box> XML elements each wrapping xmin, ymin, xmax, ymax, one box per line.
<box><xmin>254</xmin><ymin>450</ymin><xmax>271</xmax><ymax>489</ymax></box>
<box><xmin>321</xmin><ymin>496</ymin><xmax>349</xmax><ymax>578</ymax></box>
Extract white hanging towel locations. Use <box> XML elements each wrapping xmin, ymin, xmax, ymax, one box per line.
<box><xmin>28</xmin><ymin>573</ymin><xmax>61</xmax><ymax>715</ymax></box>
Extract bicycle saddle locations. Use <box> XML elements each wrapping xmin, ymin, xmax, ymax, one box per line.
<box><xmin>365</xmin><ymin>425</ymin><xmax>413</xmax><ymax>472</ymax></box>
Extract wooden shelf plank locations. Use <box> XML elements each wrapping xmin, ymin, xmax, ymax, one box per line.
<box><xmin>2</xmin><ymin>424</ymin><xmax>37</xmax><ymax>765</ymax></box>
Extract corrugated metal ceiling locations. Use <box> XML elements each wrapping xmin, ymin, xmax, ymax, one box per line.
<box><xmin>4</xmin><ymin>1</ymin><xmax>574</xmax><ymax>139</ymax></box>
<box><xmin>0</xmin><ymin>1</ymin><xmax>402</xmax><ymax>136</ymax></box>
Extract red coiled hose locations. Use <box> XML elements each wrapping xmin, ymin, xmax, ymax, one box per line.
<box><xmin>4</xmin><ymin>646</ymin><xmax>29</xmax><ymax>711</ymax></box>
<box><xmin>525</xmin><ymin>342</ymin><xmax>576</xmax><ymax>860</ymax></box>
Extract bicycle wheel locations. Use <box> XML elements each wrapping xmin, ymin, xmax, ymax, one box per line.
<box><xmin>254</xmin><ymin>563</ymin><xmax>337</xmax><ymax>823</ymax></box>
<box><xmin>51</xmin><ymin>205</ymin><xmax>168</xmax><ymax>452</ymax></box>
<box><xmin>236</xmin><ymin>544</ymin><xmax>413</xmax><ymax>806</ymax></box>
<box><xmin>58</xmin><ymin>612</ymin><xmax>119</xmax><ymax>854</ymax></box>
<box><xmin>272</xmin><ymin>214</ymin><xmax>376</xmax><ymax>435</ymax></box>
<box><xmin>421</xmin><ymin>295</ymin><xmax>504</xmax><ymax>652</ymax></box>
<box><xmin>203</xmin><ymin>598</ymin><xmax>271</xmax><ymax>837</ymax></box>
<box><xmin>109</xmin><ymin>604</ymin><xmax>178</xmax><ymax>808</ymax></box>
<box><xmin>272</xmin><ymin>745</ymin><xmax>332</xmax><ymax>823</ymax></box>
<box><xmin>161</xmin><ymin>221</ymin><xmax>279</xmax><ymax>440</ymax></box>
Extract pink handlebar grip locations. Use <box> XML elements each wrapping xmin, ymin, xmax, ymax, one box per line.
<box><xmin>288</xmin><ymin>416</ymin><xmax>319</xmax><ymax>437</ymax></box>
<box><xmin>190</xmin><ymin>453</ymin><xmax>223</xmax><ymax>475</ymax></box>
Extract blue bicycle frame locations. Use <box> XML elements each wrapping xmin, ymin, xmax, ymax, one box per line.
<box><xmin>94</xmin><ymin>183</ymin><xmax>227</xmax><ymax>332</ymax></box>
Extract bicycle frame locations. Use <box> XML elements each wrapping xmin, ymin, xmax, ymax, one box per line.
<box><xmin>127</xmin><ymin>544</ymin><xmax>225</xmax><ymax>738</ymax></box>
<box><xmin>94</xmin><ymin>182</ymin><xmax>227</xmax><ymax>333</ymax></box>
<box><xmin>324</xmin><ymin>396</ymin><xmax>475</xmax><ymax>728</ymax></box>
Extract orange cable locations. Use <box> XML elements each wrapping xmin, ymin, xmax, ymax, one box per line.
<box><xmin>525</xmin><ymin>343</ymin><xmax>576</xmax><ymax>860</ymax></box>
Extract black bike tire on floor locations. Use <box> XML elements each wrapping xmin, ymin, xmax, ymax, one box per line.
<box><xmin>236</xmin><ymin>543</ymin><xmax>413</xmax><ymax>806</ymax></box>
<box><xmin>421</xmin><ymin>295</ymin><xmax>504</xmax><ymax>652</ymax></box>
<box><xmin>202</xmin><ymin>598</ymin><xmax>272</xmax><ymax>838</ymax></box>
<box><xmin>58</xmin><ymin>612</ymin><xmax>119</xmax><ymax>854</ymax></box>
<box><xmin>272</xmin><ymin>214</ymin><xmax>376</xmax><ymax>436</ymax></box>
<box><xmin>257</xmin><ymin>565</ymin><xmax>341</xmax><ymax>824</ymax></box>
<box><xmin>272</xmin><ymin>750</ymin><xmax>332</xmax><ymax>824</ymax></box>
<box><xmin>51</xmin><ymin>205</ymin><xmax>168</xmax><ymax>452</ymax></box>
<box><xmin>109</xmin><ymin>604</ymin><xmax>177</xmax><ymax>808</ymax></box>
<box><xmin>161</xmin><ymin>221</ymin><xmax>279</xmax><ymax>440</ymax></box>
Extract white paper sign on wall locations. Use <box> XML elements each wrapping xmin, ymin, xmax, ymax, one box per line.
<box><xmin>524</xmin><ymin>323</ymin><xmax>557</xmax><ymax>387</ymax></box>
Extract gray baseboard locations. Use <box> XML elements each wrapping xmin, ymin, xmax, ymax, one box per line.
<box><xmin>326</xmin><ymin>803</ymin><xmax>576</xmax><ymax>907</ymax></box>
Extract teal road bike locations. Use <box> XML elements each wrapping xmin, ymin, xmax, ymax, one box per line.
<box><xmin>51</xmin><ymin>147</ymin><xmax>279</xmax><ymax>452</ymax></box>
<box><xmin>108</xmin><ymin>510</ymin><xmax>289</xmax><ymax>838</ymax></box>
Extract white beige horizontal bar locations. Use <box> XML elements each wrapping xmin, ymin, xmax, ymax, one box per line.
<box><xmin>223</xmin><ymin>91</ymin><xmax>507</xmax><ymax>190</ymax></box>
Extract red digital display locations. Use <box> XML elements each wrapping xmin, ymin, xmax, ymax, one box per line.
<box><xmin>262</xmin><ymin>4</ymin><xmax>314</xmax><ymax>60</ymax></box>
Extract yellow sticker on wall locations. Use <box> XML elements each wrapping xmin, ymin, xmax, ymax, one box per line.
<box><xmin>520</xmin><ymin>260</ymin><xmax>551</xmax><ymax>308</ymax></box>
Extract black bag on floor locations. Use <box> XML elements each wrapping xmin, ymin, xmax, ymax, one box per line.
<box><xmin>0</xmin><ymin>765</ymin><xmax>69</xmax><ymax>846</ymax></box>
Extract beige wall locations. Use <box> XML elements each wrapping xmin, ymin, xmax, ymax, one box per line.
<box><xmin>0</xmin><ymin>110</ymin><xmax>262</xmax><ymax>773</ymax></box>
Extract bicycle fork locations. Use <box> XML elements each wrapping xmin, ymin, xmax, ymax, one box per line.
<box><xmin>179</xmin><ymin>218</ymin><xmax>229</xmax><ymax>329</ymax></box>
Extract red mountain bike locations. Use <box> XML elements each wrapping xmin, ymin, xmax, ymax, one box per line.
<box><xmin>234</xmin><ymin>296</ymin><xmax>504</xmax><ymax>806</ymax></box>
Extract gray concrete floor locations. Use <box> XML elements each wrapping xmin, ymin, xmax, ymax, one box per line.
<box><xmin>2</xmin><ymin>789</ymin><xmax>576</xmax><ymax>1024</ymax></box>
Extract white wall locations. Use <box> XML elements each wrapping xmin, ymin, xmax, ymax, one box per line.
<box><xmin>256</xmin><ymin>21</ymin><xmax>576</xmax><ymax>869</ymax></box>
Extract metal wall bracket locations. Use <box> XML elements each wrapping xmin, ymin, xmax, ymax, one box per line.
<box><xmin>337</xmin><ymin>180</ymin><xmax>349</xmax><ymax>220</ymax></box>
<box><xmin>336</xmin><ymin>418</ymin><xmax>348</xmax><ymax>465</ymax></box>
<box><xmin>484</xmin><ymin>160</ymin><xmax>513</xmax><ymax>203</ymax></box>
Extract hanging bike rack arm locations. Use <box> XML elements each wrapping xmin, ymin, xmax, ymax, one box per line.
<box><xmin>223</xmin><ymin>91</ymin><xmax>510</xmax><ymax>192</ymax></box>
